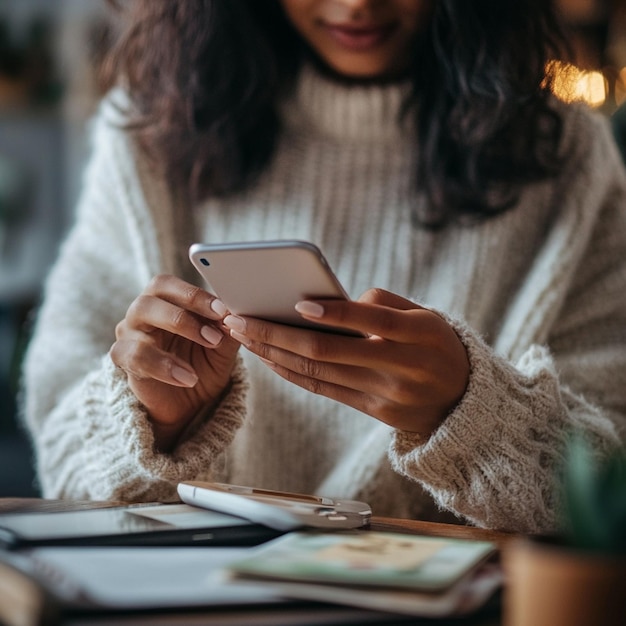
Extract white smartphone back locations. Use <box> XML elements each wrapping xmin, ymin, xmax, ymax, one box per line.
<box><xmin>177</xmin><ymin>481</ymin><xmax>372</xmax><ymax>531</ymax></box>
<box><xmin>189</xmin><ymin>240</ymin><xmax>360</xmax><ymax>335</ymax></box>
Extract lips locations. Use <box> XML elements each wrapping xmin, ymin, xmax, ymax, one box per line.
<box><xmin>322</xmin><ymin>22</ymin><xmax>397</xmax><ymax>51</ymax></box>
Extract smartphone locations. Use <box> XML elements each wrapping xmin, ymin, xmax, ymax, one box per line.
<box><xmin>177</xmin><ymin>481</ymin><xmax>372</xmax><ymax>531</ymax></box>
<box><xmin>189</xmin><ymin>240</ymin><xmax>363</xmax><ymax>336</ymax></box>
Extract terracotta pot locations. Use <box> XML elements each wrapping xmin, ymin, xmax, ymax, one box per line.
<box><xmin>503</xmin><ymin>537</ymin><xmax>626</xmax><ymax>626</ymax></box>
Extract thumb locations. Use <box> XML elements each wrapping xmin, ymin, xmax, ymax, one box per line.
<box><xmin>357</xmin><ymin>288</ymin><xmax>423</xmax><ymax>311</ymax></box>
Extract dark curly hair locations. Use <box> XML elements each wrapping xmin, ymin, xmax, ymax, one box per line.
<box><xmin>101</xmin><ymin>0</ymin><xmax>569</xmax><ymax>226</ymax></box>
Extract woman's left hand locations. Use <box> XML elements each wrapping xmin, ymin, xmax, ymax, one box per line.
<box><xmin>223</xmin><ymin>288</ymin><xmax>469</xmax><ymax>436</ymax></box>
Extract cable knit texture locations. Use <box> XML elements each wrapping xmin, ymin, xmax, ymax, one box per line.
<box><xmin>22</xmin><ymin>66</ymin><xmax>626</xmax><ymax>532</ymax></box>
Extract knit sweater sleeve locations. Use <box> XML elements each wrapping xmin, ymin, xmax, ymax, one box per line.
<box><xmin>21</xmin><ymin>98</ymin><xmax>248</xmax><ymax>501</ymax></box>
<box><xmin>388</xmin><ymin>109</ymin><xmax>626</xmax><ymax>533</ymax></box>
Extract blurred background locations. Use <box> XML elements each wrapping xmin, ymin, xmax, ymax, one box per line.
<box><xmin>0</xmin><ymin>0</ymin><xmax>107</xmax><ymax>497</ymax></box>
<box><xmin>0</xmin><ymin>0</ymin><xmax>625</xmax><ymax>498</ymax></box>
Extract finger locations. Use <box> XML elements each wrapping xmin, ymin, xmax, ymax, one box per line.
<box><xmin>256</xmin><ymin>343</ymin><xmax>379</xmax><ymax>395</ymax></box>
<box><xmin>250</xmin><ymin>340</ymin><xmax>434</xmax><ymax>406</ymax></box>
<box><xmin>295</xmin><ymin>298</ymin><xmax>438</xmax><ymax>343</ymax></box>
<box><xmin>144</xmin><ymin>274</ymin><xmax>228</xmax><ymax>320</ymax></box>
<box><xmin>110</xmin><ymin>338</ymin><xmax>199</xmax><ymax>387</ymax></box>
<box><xmin>263</xmin><ymin>358</ymin><xmax>374</xmax><ymax>408</ymax></box>
<box><xmin>261</xmin><ymin>359</ymin><xmax>416</xmax><ymax>427</ymax></box>
<box><xmin>226</xmin><ymin>315</ymin><xmax>437</xmax><ymax>385</ymax></box>
<box><xmin>224</xmin><ymin>314</ymin><xmax>377</xmax><ymax>366</ymax></box>
<box><xmin>125</xmin><ymin>295</ymin><xmax>225</xmax><ymax>348</ymax></box>
<box><xmin>358</xmin><ymin>287</ymin><xmax>422</xmax><ymax>311</ymax></box>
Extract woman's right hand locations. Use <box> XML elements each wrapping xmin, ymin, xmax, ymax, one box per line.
<box><xmin>110</xmin><ymin>274</ymin><xmax>240</xmax><ymax>451</ymax></box>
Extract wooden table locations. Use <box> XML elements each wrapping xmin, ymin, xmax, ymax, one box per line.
<box><xmin>0</xmin><ymin>498</ymin><xmax>516</xmax><ymax>546</ymax></box>
<box><xmin>0</xmin><ymin>499</ymin><xmax>514</xmax><ymax>625</ymax></box>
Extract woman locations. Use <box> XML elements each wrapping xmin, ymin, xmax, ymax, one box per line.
<box><xmin>22</xmin><ymin>0</ymin><xmax>626</xmax><ymax>532</ymax></box>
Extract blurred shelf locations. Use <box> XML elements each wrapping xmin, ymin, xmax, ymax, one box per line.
<box><xmin>0</xmin><ymin>432</ymin><xmax>39</xmax><ymax>497</ymax></box>
<box><xmin>0</xmin><ymin>104</ymin><xmax>61</xmax><ymax>121</ymax></box>
<box><xmin>0</xmin><ymin>110</ymin><xmax>65</xmax><ymax>304</ymax></box>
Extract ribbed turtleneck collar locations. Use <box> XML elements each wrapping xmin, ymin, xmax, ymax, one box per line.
<box><xmin>282</xmin><ymin>63</ymin><xmax>413</xmax><ymax>144</ymax></box>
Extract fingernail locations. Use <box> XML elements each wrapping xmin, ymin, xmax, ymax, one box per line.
<box><xmin>224</xmin><ymin>315</ymin><xmax>246</xmax><ymax>333</ymax></box>
<box><xmin>211</xmin><ymin>299</ymin><xmax>227</xmax><ymax>317</ymax></box>
<box><xmin>171</xmin><ymin>365</ymin><xmax>198</xmax><ymax>387</ymax></box>
<box><xmin>201</xmin><ymin>325</ymin><xmax>223</xmax><ymax>345</ymax></box>
<box><xmin>229</xmin><ymin>329</ymin><xmax>251</xmax><ymax>347</ymax></box>
<box><xmin>295</xmin><ymin>301</ymin><xmax>324</xmax><ymax>318</ymax></box>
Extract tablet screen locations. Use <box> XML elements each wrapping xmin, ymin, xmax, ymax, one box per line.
<box><xmin>0</xmin><ymin>504</ymin><xmax>278</xmax><ymax>548</ymax></box>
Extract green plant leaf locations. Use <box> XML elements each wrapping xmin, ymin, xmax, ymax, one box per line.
<box><xmin>562</xmin><ymin>435</ymin><xmax>626</xmax><ymax>554</ymax></box>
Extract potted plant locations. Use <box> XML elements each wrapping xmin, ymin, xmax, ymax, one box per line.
<box><xmin>504</xmin><ymin>435</ymin><xmax>626</xmax><ymax>626</ymax></box>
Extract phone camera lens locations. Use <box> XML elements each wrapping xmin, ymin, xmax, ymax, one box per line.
<box><xmin>200</xmin><ymin>258</ymin><xmax>210</xmax><ymax>266</ymax></box>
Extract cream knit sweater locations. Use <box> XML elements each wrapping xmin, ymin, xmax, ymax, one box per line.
<box><xmin>23</xmin><ymin>67</ymin><xmax>626</xmax><ymax>532</ymax></box>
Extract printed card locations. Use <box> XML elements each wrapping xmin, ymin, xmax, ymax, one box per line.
<box><xmin>228</xmin><ymin>530</ymin><xmax>496</xmax><ymax>592</ymax></box>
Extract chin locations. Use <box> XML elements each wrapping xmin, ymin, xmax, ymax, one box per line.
<box><xmin>306</xmin><ymin>49</ymin><xmax>405</xmax><ymax>84</ymax></box>
<box><xmin>325</xmin><ymin>58</ymin><xmax>398</xmax><ymax>80</ymax></box>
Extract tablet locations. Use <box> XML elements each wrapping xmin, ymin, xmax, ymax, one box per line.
<box><xmin>0</xmin><ymin>503</ymin><xmax>282</xmax><ymax>549</ymax></box>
